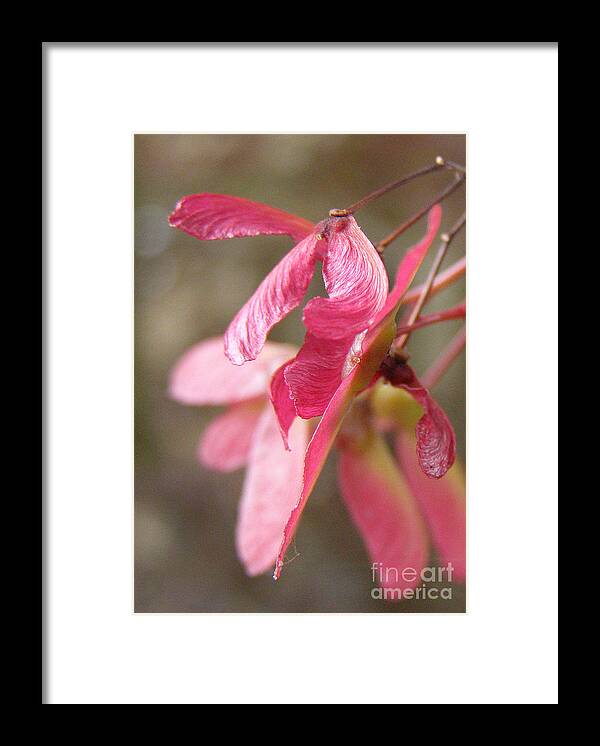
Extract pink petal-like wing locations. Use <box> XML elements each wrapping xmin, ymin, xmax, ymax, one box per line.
<box><xmin>282</xmin><ymin>208</ymin><xmax>443</xmax><ymax>422</ymax></box>
<box><xmin>302</xmin><ymin>216</ymin><xmax>388</xmax><ymax>340</ymax></box>
<box><xmin>169</xmin><ymin>337</ymin><xmax>295</xmax><ymax>406</ymax></box>
<box><xmin>273</xmin><ymin>321</ymin><xmax>395</xmax><ymax>579</ymax></box>
<box><xmin>224</xmin><ymin>233</ymin><xmax>321</xmax><ymax>365</ymax></box>
<box><xmin>198</xmin><ymin>402</ymin><xmax>263</xmax><ymax>472</ymax></box>
<box><xmin>338</xmin><ymin>434</ymin><xmax>429</xmax><ymax>591</ymax></box>
<box><xmin>383</xmin><ymin>362</ymin><xmax>456</xmax><ymax>479</ymax></box>
<box><xmin>269</xmin><ymin>361</ymin><xmax>297</xmax><ymax>450</ymax></box>
<box><xmin>272</xmin><ymin>207</ymin><xmax>444</xmax><ymax>578</ymax></box>
<box><xmin>284</xmin><ymin>332</ymin><xmax>355</xmax><ymax>419</ymax></box>
<box><xmin>285</xmin><ymin>216</ymin><xmax>391</xmax><ymax>420</ymax></box>
<box><xmin>396</xmin><ymin>431</ymin><xmax>466</xmax><ymax>581</ymax></box>
<box><xmin>169</xmin><ymin>193</ymin><xmax>314</xmax><ymax>243</ymax></box>
<box><xmin>236</xmin><ymin>407</ymin><xmax>310</xmax><ymax>576</ymax></box>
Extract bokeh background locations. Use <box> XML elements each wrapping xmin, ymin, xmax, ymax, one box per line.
<box><xmin>135</xmin><ymin>134</ymin><xmax>466</xmax><ymax>612</ymax></box>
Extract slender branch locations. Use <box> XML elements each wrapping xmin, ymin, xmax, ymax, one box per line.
<box><xmin>393</xmin><ymin>301</ymin><xmax>465</xmax><ymax>338</ymax></box>
<box><xmin>444</xmin><ymin>159</ymin><xmax>466</xmax><ymax>174</ymax></box>
<box><xmin>376</xmin><ymin>174</ymin><xmax>465</xmax><ymax>253</ymax></box>
<box><xmin>401</xmin><ymin>256</ymin><xmax>466</xmax><ymax>305</ymax></box>
<box><xmin>390</xmin><ymin>213</ymin><xmax>466</xmax><ymax>354</ymax></box>
<box><xmin>329</xmin><ymin>156</ymin><xmax>463</xmax><ymax>218</ymax></box>
<box><xmin>421</xmin><ymin>326</ymin><xmax>466</xmax><ymax>389</ymax></box>
<box><xmin>442</xmin><ymin>213</ymin><xmax>466</xmax><ymax>244</ymax></box>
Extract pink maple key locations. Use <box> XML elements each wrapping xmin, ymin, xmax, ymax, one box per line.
<box><xmin>169</xmin><ymin>194</ymin><xmax>388</xmax><ymax>368</ymax></box>
<box><xmin>169</xmin><ymin>338</ymin><xmax>309</xmax><ymax>576</ymax></box>
<box><xmin>168</xmin><ymin>160</ymin><xmax>466</xmax><ymax>590</ymax></box>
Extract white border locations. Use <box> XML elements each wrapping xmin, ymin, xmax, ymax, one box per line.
<box><xmin>46</xmin><ymin>44</ymin><xmax>558</xmax><ymax>704</ymax></box>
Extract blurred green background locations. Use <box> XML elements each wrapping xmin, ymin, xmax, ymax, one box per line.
<box><xmin>135</xmin><ymin>134</ymin><xmax>466</xmax><ymax>612</ymax></box>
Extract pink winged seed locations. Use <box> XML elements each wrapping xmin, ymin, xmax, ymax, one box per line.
<box><xmin>396</xmin><ymin>431</ymin><xmax>466</xmax><ymax>580</ymax></box>
<box><xmin>302</xmin><ymin>216</ymin><xmax>389</xmax><ymax>340</ymax></box>
<box><xmin>224</xmin><ymin>232</ymin><xmax>322</xmax><ymax>365</ymax></box>
<box><xmin>283</xmin><ymin>332</ymin><xmax>355</xmax><ymax>420</ymax></box>
<box><xmin>338</xmin><ymin>435</ymin><xmax>430</xmax><ymax>591</ymax></box>
<box><xmin>282</xmin><ymin>216</ymin><xmax>389</xmax><ymax>420</ymax></box>
<box><xmin>273</xmin><ymin>324</ymin><xmax>395</xmax><ymax>580</ymax></box>
<box><xmin>384</xmin><ymin>363</ymin><xmax>456</xmax><ymax>479</ymax></box>
<box><xmin>197</xmin><ymin>402</ymin><xmax>264</xmax><ymax>472</ymax></box>
<box><xmin>168</xmin><ymin>193</ymin><xmax>314</xmax><ymax>243</ymax></box>
<box><xmin>273</xmin><ymin>205</ymin><xmax>444</xmax><ymax>579</ymax></box>
<box><xmin>236</xmin><ymin>407</ymin><xmax>310</xmax><ymax>576</ymax></box>
<box><xmin>169</xmin><ymin>337</ymin><xmax>296</xmax><ymax>406</ymax></box>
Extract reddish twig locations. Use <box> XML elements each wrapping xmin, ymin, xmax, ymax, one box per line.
<box><xmin>391</xmin><ymin>213</ymin><xmax>466</xmax><ymax>355</ymax></box>
<box><xmin>401</xmin><ymin>256</ymin><xmax>466</xmax><ymax>305</ymax></box>
<box><xmin>393</xmin><ymin>301</ymin><xmax>465</xmax><ymax>338</ymax></box>
<box><xmin>329</xmin><ymin>156</ymin><xmax>463</xmax><ymax>218</ymax></box>
<box><xmin>421</xmin><ymin>326</ymin><xmax>467</xmax><ymax>389</ymax></box>
<box><xmin>376</xmin><ymin>174</ymin><xmax>465</xmax><ymax>253</ymax></box>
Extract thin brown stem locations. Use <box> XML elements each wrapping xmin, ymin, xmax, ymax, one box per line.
<box><xmin>390</xmin><ymin>213</ymin><xmax>466</xmax><ymax>354</ymax></box>
<box><xmin>329</xmin><ymin>157</ymin><xmax>463</xmax><ymax>218</ymax></box>
<box><xmin>401</xmin><ymin>256</ymin><xmax>466</xmax><ymax>305</ymax></box>
<box><xmin>444</xmin><ymin>159</ymin><xmax>466</xmax><ymax>174</ymax></box>
<box><xmin>377</xmin><ymin>174</ymin><xmax>465</xmax><ymax>253</ymax></box>
<box><xmin>393</xmin><ymin>301</ymin><xmax>465</xmax><ymax>337</ymax></box>
<box><xmin>421</xmin><ymin>326</ymin><xmax>466</xmax><ymax>389</ymax></box>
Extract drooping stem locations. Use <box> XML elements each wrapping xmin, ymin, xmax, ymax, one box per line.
<box><xmin>391</xmin><ymin>213</ymin><xmax>466</xmax><ymax>355</ymax></box>
<box><xmin>421</xmin><ymin>326</ymin><xmax>466</xmax><ymax>389</ymax></box>
<box><xmin>329</xmin><ymin>157</ymin><xmax>462</xmax><ymax>218</ymax></box>
<box><xmin>401</xmin><ymin>256</ymin><xmax>466</xmax><ymax>305</ymax></box>
<box><xmin>377</xmin><ymin>174</ymin><xmax>465</xmax><ymax>253</ymax></box>
<box><xmin>393</xmin><ymin>301</ymin><xmax>465</xmax><ymax>338</ymax></box>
